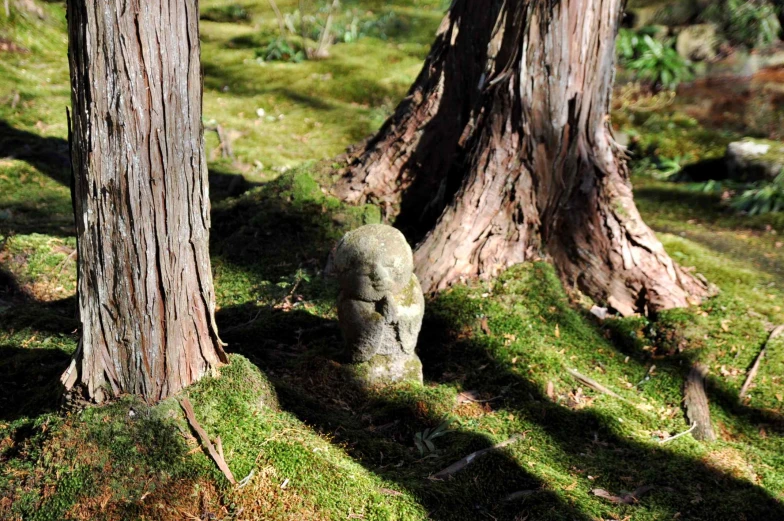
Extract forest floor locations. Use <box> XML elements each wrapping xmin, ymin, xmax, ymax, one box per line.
<box><xmin>2</xmin><ymin>1</ymin><xmax>784</xmax><ymax>520</ymax></box>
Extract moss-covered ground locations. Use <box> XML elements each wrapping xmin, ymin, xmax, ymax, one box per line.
<box><xmin>2</xmin><ymin>1</ymin><xmax>784</xmax><ymax>520</ymax></box>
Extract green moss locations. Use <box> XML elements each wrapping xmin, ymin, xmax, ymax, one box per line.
<box><xmin>399</xmin><ymin>275</ymin><xmax>419</xmax><ymax>307</ymax></box>
<box><xmin>3</xmin><ymin>0</ymin><xmax>784</xmax><ymax>519</ymax></box>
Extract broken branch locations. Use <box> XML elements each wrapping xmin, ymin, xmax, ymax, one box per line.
<box><xmin>204</xmin><ymin>124</ymin><xmax>234</xmax><ymax>160</ymax></box>
<box><xmin>503</xmin><ymin>489</ymin><xmax>541</xmax><ymax>501</ymax></box>
<box><xmin>739</xmin><ymin>325</ymin><xmax>784</xmax><ymax>403</ymax></box>
<box><xmin>566</xmin><ymin>368</ymin><xmax>631</xmax><ymax>404</ymax></box>
<box><xmin>658</xmin><ymin>422</ymin><xmax>697</xmax><ymax>444</ymax></box>
<box><xmin>180</xmin><ymin>397</ymin><xmax>236</xmax><ymax>484</ymax></box>
<box><xmin>431</xmin><ymin>434</ymin><xmax>524</xmax><ymax>480</ymax></box>
<box><xmin>683</xmin><ymin>363</ymin><xmax>716</xmax><ymax>441</ymax></box>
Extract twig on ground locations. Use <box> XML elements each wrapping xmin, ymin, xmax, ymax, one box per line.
<box><xmin>44</xmin><ymin>248</ymin><xmax>77</xmax><ymax>298</ymax></box>
<box><xmin>658</xmin><ymin>422</ymin><xmax>697</xmax><ymax>444</ymax></box>
<box><xmin>739</xmin><ymin>325</ymin><xmax>784</xmax><ymax>403</ymax></box>
<box><xmin>430</xmin><ymin>434</ymin><xmax>524</xmax><ymax>480</ymax></box>
<box><xmin>566</xmin><ymin>368</ymin><xmax>632</xmax><ymax>404</ymax></box>
<box><xmin>456</xmin><ymin>390</ymin><xmax>502</xmax><ymax>404</ymax></box>
<box><xmin>204</xmin><ymin>124</ymin><xmax>234</xmax><ymax>160</ymax></box>
<box><xmin>180</xmin><ymin>397</ymin><xmax>236</xmax><ymax>484</ymax></box>
<box><xmin>683</xmin><ymin>363</ymin><xmax>716</xmax><ymax>441</ymax></box>
<box><xmin>503</xmin><ymin>489</ymin><xmax>542</xmax><ymax>501</ymax></box>
<box><xmin>237</xmin><ymin>469</ymin><xmax>255</xmax><ymax>489</ymax></box>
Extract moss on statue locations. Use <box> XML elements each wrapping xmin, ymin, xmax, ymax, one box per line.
<box><xmin>350</xmin><ymin>353</ymin><xmax>424</xmax><ymax>386</ymax></box>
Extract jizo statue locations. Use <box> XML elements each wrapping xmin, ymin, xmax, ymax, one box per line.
<box><xmin>331</xmin><ymin>224</ymin><xmax>424</xmax><ymax>385</ymax></box>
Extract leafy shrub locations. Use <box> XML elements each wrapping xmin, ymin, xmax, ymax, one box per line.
<box><xmin>255</xmin><ymin>4</ymin><xmax>401</xmax><ymax>62</ymax></box>
<box><xmin>617</xmin><ymin>29</ymin><xmax>692</xmax><ymax>90</ymax></box>
<box><xmin>681</xmin><ymin>173</ymin><xmax>784</xmax><ymax>215</ymax></box>
<box><xmin>703</xmin><ymin>0</ymin><xmax>781</xmax><ymax>48</ymax></box>
<box><xmin>331</xmin><ymin>10</ymin><xmax>403</xmax><ymax>43</ymax></box>
<box><xmin>283</xmin><ymin>6</ymin><xmax>403</xmax><ymax>47</ymax></box>
<box><xmin>200</xmin><ymin>4</ymin><xmax>251</xmax><ymax>24</ymax></box>
<box><xmin>629</xmin><ymin>154</ymin><xmax>692</xmax><ymax>180</ymax></box>
<box><xmin>256</xmin><ymin>38</ymin><xmax>305</xmax><ymax>63</ymax></box>
<box><xmin>731</xmin><ymin>172</ymin><xmax>784</xmax><ymax>215</ymax></box>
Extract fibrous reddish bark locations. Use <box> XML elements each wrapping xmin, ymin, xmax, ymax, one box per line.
<box><xmin>335</xmin><ymin>0</ymin><xmax>710</xmax><ymax>316</ymax></box>
<box><xmin>62</xmin><ymin>0</ymin><xmax>227</xmax><ymax>403</ymax></box>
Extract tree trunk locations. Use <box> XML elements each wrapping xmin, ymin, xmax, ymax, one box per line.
<box><xmin>62</xmin><ymin>0</ymin><xmax>227</xmax><ymax>404</ymax></box>
<box><xmin>335</xmin><ymin>0</ymin><xmax>711</xmax><ymax>316</ymax></box>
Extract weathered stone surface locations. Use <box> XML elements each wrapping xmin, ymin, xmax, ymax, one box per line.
<box><xmin>332</xmin><ymin>224</ymin><xmax>424</xmax><ymax>385</ymax></box>
<box><xmin>726</xmin><ymin>138</ymin><xmax>784</xmax><ymax>182</ymax></box>
<box><xmin>676</xmin><ymin>24</ymin><xmax>719</xmax><ymax>62</ymax></box>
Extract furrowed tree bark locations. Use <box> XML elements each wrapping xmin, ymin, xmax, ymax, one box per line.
<box><xmin>62</xmin><ymin>0</ymin><xmax>227</xmax><ymax>403</ymax></box>
<box><xmin>336</xmin><ymin>0</ymin><xmax>711</xmax><ymax>316</ymax></box>
<box><xmin>334</xmin><ymin>0</ymin><xmax>504</xmax><ymax>228</ymax></box>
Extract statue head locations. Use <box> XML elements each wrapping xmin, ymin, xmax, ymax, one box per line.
<box><xmin>332</xmin><ymin>224</ymin><xmax>414</xmax><ymax>301</ymax></box>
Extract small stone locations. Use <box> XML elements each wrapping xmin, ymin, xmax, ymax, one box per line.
<box><xmin>726</xmin><ymin>138</ymin><xmax>784</xmax><ymax>182</ymax></box>
<box><xmin>331</xmin><ymin>224</ymin><xmax>424</xmax><ymax>385</ymax></box>
<box><xmin>676</xmin><ymin>24</ymin><xmax>720</xmax><ymax>62</ymax></box>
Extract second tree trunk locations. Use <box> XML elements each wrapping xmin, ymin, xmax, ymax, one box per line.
<box><xmin>335</xmin><ymin>0</ymin><xmax>710</xmax><ymax>316</ymax></box>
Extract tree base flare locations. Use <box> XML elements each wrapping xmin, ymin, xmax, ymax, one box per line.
<box><xmin>334</xmin><ymin>0</ymin><xmax>712</xmax><ymax>316</ymax></box>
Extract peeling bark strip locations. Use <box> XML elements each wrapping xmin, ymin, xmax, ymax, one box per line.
<box><xmin>65</xmin><ymin>0</ymin><xmax>227</xmax><ymax>403</ymax></box>
<box><xmin>336</xmin><ymin>0</ymin><xmax>710</xmax><ymax>315</ymax></box>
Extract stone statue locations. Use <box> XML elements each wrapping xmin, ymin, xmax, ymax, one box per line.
<box><xmin>331</xmin><ymin>224</ymin><xmax>424</xmax><ymax>385</ymax></box>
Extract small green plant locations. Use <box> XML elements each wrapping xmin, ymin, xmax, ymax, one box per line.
<box><xmin>331</xmin><ymin>10</ymin><xmax>402</xmax><ymax>43</ymax></box>
<box><xmin>619</xmin><ymin>31</ymin><xmax>692</xmax><ymax>90</ymax></box>
<box><xmin>628</xmin><ymin>149</ymin><xmax>693</xmax><ymax>181</ymax></box>
<box><xmin>413</xmin><ymin>420</ymin><xmax>452</xmax><ymax>456</ymax></box>
<box><xmin>617</xmin><ymin>27</ymin><xmax>643</xmax><ymax>62</ymax></box>
<box><xmin>703</xmin><ymin>0</ymin><xmax>781</xmax><ymax>49</ymax></box>
<box><xmin>256</xmin><ymin>37</ymin><xmax>305</xmax><ymax>63</ymax></box>
<box><xmin>275</xmin><ymin>4</ymin><xmax>403</xmax><ymax>60</ymax></box>
<box><xmin>653</xmin><ymin>154</ymin><xmax>691</xmax><ymax>180</ymax></box>
<box><xmin>731</xmin><ymin>171</ymin><xmax>784</xmax><ymax>215</ymax></box>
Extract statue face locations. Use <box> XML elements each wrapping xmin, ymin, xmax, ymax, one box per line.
<box><xmin>347</xmin><ymin>252</ymin><xmax>408</xmax><ymax>299</ymax></box>
<box><xmin>333</xmin><ymin>225</ymin><xmax>414</xmax><ymax>301</ymax></box>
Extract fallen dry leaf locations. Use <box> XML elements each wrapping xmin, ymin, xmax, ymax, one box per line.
<box><xmin>480</xmin><ymin>317</ymin><xmax>492</xmax><ymax>336</ymax></box>
<box><xmin>546</xmin><ymin>381</ymin><xmax>555</xmax><ymax>400</ymax></box>
<box><xmin>591</xmin><ymin>485</ymin><xmax>655</xmax><ymax>504</ymax></box>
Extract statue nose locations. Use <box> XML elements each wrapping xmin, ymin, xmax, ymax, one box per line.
<box><xmin>371</xmin><ymin>265</ymin><xmax>391</xmax><ymax>284</ymax></box>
